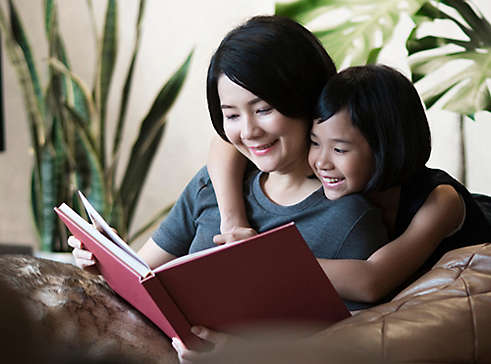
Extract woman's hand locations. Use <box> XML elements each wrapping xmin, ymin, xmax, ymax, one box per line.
<box><xmin>67</xmin><ymin>236</ymin><xmax>99</xmax><ymax>274</ymax></box>
<box><xmin>171</xmin><ymin>326</ymin><xmax>243</xmax><ymax>364</ymax></box>
<box><xmin>213</xmin><ymin>226</ymin><xmax>257</xmax><ymax>245</ymax></box>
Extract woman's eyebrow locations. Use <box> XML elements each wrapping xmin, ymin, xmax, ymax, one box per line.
<box><xmin>221</xmin><ymin>97</ymin><xmax>263</xmax><ymax>109</ymax></box>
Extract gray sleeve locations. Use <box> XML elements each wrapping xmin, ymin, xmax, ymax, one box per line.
<box><xmin>334</xmin><ymin>205</ymin><xmax>389</xmax><ymax>260</ymax></box>
<box><xmin>151</xmin><ymin>167</ymin><xmax>208</xmax><ymax>256</ymax></box>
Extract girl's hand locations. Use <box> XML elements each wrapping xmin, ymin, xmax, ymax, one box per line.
<box><xmin>171</xmin><ymin>326</ymin><xmax>242</xmax><ymax>364</ymax></box>
<box><xmin>67</xmin><ymin>236</ymin><xmax>99</xmax><ymax>274</ymax></box>
<box><xmin>213</xmin><ymin>226</ymin><xmax>257</xmax><ymax>245</ymax></box>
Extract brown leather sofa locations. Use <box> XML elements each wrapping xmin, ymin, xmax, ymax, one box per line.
<box><xmin>1</xmin><ymin>242</ymin><xmax>490</xmax><ymax>363</ymax></box>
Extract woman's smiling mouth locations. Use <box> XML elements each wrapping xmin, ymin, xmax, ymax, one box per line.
<box><xmin>248</xmin><ymin>140</ymin><xmax>278</xmax><ymax>155</ymax></box>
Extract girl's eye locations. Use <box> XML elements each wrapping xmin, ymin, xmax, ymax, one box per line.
<box><xmin>334</xmin><ymin>147</ymin><xmax>346</xmax><ymax>154</ymax></box>
<box><xmin>256</xmin><ymin>106</ymin><xmax>273</xmax><ymax>114</ymax></box>
<box><xmin>309</xmin><ymin>139</ymin><xmax>319</xmax><ymax>147</ymax></box>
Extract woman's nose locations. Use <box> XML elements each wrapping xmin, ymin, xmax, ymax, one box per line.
<box><xmin>240</xmin><ymin>115</ymin><xmax>261</xmax><ymax>139</ymax></box>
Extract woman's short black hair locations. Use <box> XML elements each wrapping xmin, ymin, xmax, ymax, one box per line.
<box><xmin>207</xmin><ymin>15</ymin><xmax>336</xmax><ymax>141</ymax></box>
<box><xmin>315</xmin><ymin>64</ymin><xmax>431</xmax><ymax>192</ymax></box>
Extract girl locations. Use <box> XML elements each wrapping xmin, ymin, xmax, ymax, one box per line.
<box><xmin>209</xmin><ymin>64</ymin><xmax>491</xmax><ymax>304</ymax></box>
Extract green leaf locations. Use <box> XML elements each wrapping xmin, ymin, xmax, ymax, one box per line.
<box><xmin>366</xmin><ymin>47</ymin><xmax>382</xmax><ymax>64</ymax></box>
<box><xmin>8</xmin><ymin>0</ymin><xmax>45</xmax><ymax>119</ymax></box>
<box><xmin>276</xmin><ymin>0</ymin><xmax>426</xmax><ymax>68</ymax></box>
<box><xmin>127</xmin><ymin>202</ymin><xmax>174</xmax><ymax>244</ymax></box>
<box><xmin>118</xmin><ymin>50</ymin><xmax>193</xmax><ymax>228</ymax></box>
<box><xmin>48</xmin><ymin>58</ymin><xmax>97</xmax><ymax>125</ymax></box>
<box><xmin>97</xmin><ymin>0</ymin><xmax>118</xmax><ymax>168</ymax></box>
<box><xmin>112</xmin><ymin>0</ymin><xmax>146</xmax><ymax>161</ymax></box>
<box><xmin>0</xmin><ymin>4</ymin><xmax>45</xmax><ymax>178</ymax></box>
<box><xmin>63</xmin><ymin>104</ymin><xmax>106</xmax><ymax>216</ymax></box>
<box><xmin>408</xmin><ymin>0</ymin><xmax>491</xmax><ymax>115</ymax></box>
<box><xmin>38</xmin><ymin>144</ymin><xmax>58</xmax><ymax>251</ymax></box>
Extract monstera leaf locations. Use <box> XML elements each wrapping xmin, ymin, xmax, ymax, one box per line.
<box><xmin>276</xmin><ymin>0</ymin><xmax>427</xmax><ymax>67</ymax></box>
<box><xmin>407</xmin><ymin>0</ymin><xmax>491</xmax><ymax>116</ymax></box>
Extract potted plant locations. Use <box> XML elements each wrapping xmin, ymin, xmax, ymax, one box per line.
<box><xmin>0</xmin><ymin>0</ymin><xmax>193</xmax><ymax>252</ymax></box>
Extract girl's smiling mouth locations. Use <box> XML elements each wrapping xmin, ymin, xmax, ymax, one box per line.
<box><xmin>319</xmin><ymin>176</ymin><xmax>345</xmax><ymax>187</ymax></box>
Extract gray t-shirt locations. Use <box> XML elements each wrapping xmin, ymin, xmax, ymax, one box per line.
<box><xmin>153</xmin><ymin>166</ymin><xmax>387</xmax><ymax>260</ymax></box>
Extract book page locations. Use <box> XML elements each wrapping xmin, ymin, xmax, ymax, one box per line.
<box><xmin>58</xmin><ymin>203</ymin><xmax>152</xmax><ymax>278</ymax></box>
<box><xmin>78</xmin><ymin>191</ymin><xmax>150</xmax><ymax>270</ymax></box>
<box><xmin>153</xmin><ymin>238</ymin><xmax>244</xmax><ymax>273</ymax></box>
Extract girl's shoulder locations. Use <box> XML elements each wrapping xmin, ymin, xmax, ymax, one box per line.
<box><xmin>401</xmin><ymin>167</ymin><xmax>469</xmax><ymax>208</ymax></box>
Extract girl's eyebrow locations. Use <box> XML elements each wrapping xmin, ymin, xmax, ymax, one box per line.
<box><xmin>221</xmin><ymin>97</ymin><xmax>263</xmax><ymax>109</ymax></box>
<box><xmin>330</xmin><ymin>138</ymin><xmax>352</xmax><ymax>144</ymax></box>
<box><xmin>309</xmin><ymin>131</ymin><xmax>352</xmax><ymax>145</ymax></box>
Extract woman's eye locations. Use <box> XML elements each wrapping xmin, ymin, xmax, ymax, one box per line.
<box><xmin>225</xmin><ymin>114</ymin><xmax>239</xmax><ymax>120</ymax></box>
<box><xmin>334</xmin><ymin>148</ymin><xmax>346</xmax><ymax>154</ymax></box>
<box><xmin>310</xmin><ymin>139</ymin><xmax>319</xmax><ymax>147</ymax></box>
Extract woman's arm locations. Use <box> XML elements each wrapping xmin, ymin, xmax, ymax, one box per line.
<box><xmin>319</xmin><ymin>185</ymin><xmax>465</xmax><ymax>303</ymax></box>
<box><xmin>207</xmin><ymin>136</ymin><xmax>256</xmax><ymax>243</ymax></box>
<box><xmin>137</xmin><ymin>237</ymin><xmax>176</xmax><ymax>269</ymax></box>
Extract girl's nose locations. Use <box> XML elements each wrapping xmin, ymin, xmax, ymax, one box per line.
<box><xmin>315</xmin><ymin>157</ymin><xmax>334</xmax><ymax>170</ymax></box>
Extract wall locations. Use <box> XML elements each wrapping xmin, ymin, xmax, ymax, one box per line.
<box><xmin>0</xmin><ymin>0</ymin><xmax>490</xmax><ymax>251</ymax></box>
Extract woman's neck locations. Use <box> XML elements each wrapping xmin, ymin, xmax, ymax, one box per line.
<box><xmin>260</xmin><ymin>163</ymin><xmax>320</xmax><ymax>206</ymax></box>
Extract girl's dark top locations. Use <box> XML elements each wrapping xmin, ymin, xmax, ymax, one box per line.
<box><xmin>394</xmin><ymin>166</ymin><xmax>491</xmax><ymax>290</ymax></box>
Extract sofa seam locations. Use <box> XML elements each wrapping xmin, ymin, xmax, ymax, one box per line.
<box><xmin>462</xmin><ymin>276</ymin><xmax>478</xmax><ymax>364</ymax></box>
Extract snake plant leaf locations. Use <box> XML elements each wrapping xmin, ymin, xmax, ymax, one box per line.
<box><xmin>97</xmin><ymin>0</ymin><xmax>118</xmax><ymax>168</ymax></box>
<box><xmin>127</xmin><ymin>202</ymin><xmax>173</xmax><ymax>244</ymax></box>
<box><xmin>33</xmin><ymin>144</ymin><xmax>58</xmax><ymax>251</ymax></box>
<box><xmin>48</xmin><ymin>58</ymin><xmax>96</xmax><ymax>126</ymax></box>
<box><xmin>112</xmin><ymin>0</ymin><xmax>146</xmax><ymax>162</ymax></box>
<box><xmin>407</xmin><ymin>0</ymin><xmax>491</xmax><ymax>116</ymax></box>
<box><xmin>0</xmin><ymin>5</ymin><xmax>44</xmax><ymax>177</ymax></box>
<box><xmin>7</xmin><ymin>0</ymin><xmax>45</xmax><ymax>120</ymax></box>
<box><xmin>276</xmin><ymin>0</ymin><xmax>426</xmax><ymax>68</ymax></box>
<box><xmin>63</xmin><ymin>103</ymin><xmax>106</xmax><ymax>216</ymax></box>
<box><xmin>118</xmin><ymin>120</ymin><xmax>165</xmax><ymax>230</ymax></box>
<box><xmin>117</xmin><ymin>50</ymin><xmax>193</xmax><ymax>228</ymax></box>
<box><xmin>45</xmin><ymin>0</ymin><xmax>82</xmax><ymax>118</ymax></box>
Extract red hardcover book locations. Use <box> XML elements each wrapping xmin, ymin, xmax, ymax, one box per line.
<box><xmin>54</xmin><ymin>197</ymin><xmax>350</xmax><ymax>350</ymax></box>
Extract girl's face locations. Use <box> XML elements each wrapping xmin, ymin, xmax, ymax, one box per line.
<box><xmin>218</xmin><ymin>74</ymin><xmax>310</xmax><ymax>174</ymax></box>
<box><xmin>308</xmin><ymin>108</ymin><xmax>374</xmax><ymax>200</ymax></box>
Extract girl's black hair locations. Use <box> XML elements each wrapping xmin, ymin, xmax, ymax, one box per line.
<box><xmin>315</xmin><ymin>64</ymin><xmax>431</xmax><ymax>192</ymax></box>
<box><xmin>207</xmin><ymin>15</ymin><xmax>336</xmax><ymax>141</ymax></box>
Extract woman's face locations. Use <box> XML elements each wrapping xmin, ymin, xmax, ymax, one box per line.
<box><xmin>218</xmin><ymin>74</ymin><xmax>310</xmax><ymax>174</ymax></box>
<box><xmin>308</xmin><ymin>108</ymin><xmax>374</xmax><ymax>200</ymax></box>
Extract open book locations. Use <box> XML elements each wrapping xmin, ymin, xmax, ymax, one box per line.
<box><xmin>55</xmin><ymin>193</ymin><xmax>351</xmax><ymax>349</ymax></box>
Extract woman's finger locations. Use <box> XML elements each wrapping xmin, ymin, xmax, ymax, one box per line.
<box><xmin>72</xmin><ymin>248</ymin><xmax>93</xmax><ymax>260</ymax></box>
<box><xmin>67</xmin><ymin>236</ymin><xmax>82</xmax><ymax>249</ymax></box>
<box><xmin>191</xmin><ymin>326</ymin><xmax>229</xmax><ymax>346</ymax></box>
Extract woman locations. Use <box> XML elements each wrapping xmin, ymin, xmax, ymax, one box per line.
<box><xmin>70</xmin><ymin>15</ymin><xmax>388</xmax><ymax>358</ymax></box>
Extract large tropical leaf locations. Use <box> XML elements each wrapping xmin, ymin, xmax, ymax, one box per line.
<box><xmin>276</xmin><ymin>0</ymin><xmax>426</xmax><ymax>68</ymax></box>
<box><xmin>407</xmin><ymin>0</ymin><xmax>491</xmax><ymax>115</ymax></box>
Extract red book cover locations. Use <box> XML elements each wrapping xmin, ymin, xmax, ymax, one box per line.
<box><xmin>55</xmin><ymin>201</ymin><xmax>350</xmax><ymax>349</ymax></box>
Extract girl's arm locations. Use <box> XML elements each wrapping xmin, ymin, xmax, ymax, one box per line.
<box><xmin>207</xmin><ymin>136</ymin><xmax>256</xmax><ymax>243</ymax></box>
<box><xmin>319</xmin><ymin>185</ymin><xmax>465</xmax><ymax>303</ymax></box>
